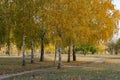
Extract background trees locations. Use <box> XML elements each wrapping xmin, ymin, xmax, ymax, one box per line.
<box><xmin>75</xmin><ymin>44</ymin><xmax>98</xmax><ymax>55</ymax></box>
<box><xmin>107</xmin><ymin>38</ymin><xmax>120</xmax><ymax>55</ymax></box>
<box><xmin>0</xmin><ymin>2</ymin><xmax>7</xmax><ymax>49</ymax></box>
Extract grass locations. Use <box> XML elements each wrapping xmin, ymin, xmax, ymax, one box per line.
<box><xmin>0</xmin><ymin>57</ymin><xmax>55</xmax><ymax>75</ymax></box>
<box><xmin>0</xmin><ymin>54</ymin><xmax>120</xmax><ymax>80</ymax></box>
<box><xmin>0</xmin><ymin>55</ymin><xmax>94</xmax><ymax>75</ymax></box>
<box><xmin>3</xmin><ymin>62</ymin><xmax>120</xmax><ymax>80</ymax></box>
<box><xmin>0</xmin><ymin>54</ymin><xmax>102</xmax><ymax>75</ymax></box>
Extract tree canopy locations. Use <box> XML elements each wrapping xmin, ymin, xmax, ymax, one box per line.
<box><xmin>0</xmin><ymin>0</ymin><xmax>120</xmax><ymax>65</ymax></box>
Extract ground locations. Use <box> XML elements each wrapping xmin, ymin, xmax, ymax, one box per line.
<box><xmin>0</xmin><ymin>54</ymin><xmax>120</xmax><ymax>80</ymax></box>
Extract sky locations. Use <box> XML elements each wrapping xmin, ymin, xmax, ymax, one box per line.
<box><xmin>112</xmin><ymin>0</ymin><xmax>120</xmax><ymax>40</ymax></box>
<box><xmin>112</xmin><ymin>0</ymin><xmax>120</xmax><ymax>10</ymax></box>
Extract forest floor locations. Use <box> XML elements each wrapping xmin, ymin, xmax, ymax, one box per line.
<box><xmin>0</xmin><ymin>54</ymin><xmax>120</xmax><ymax>80</ymax></box>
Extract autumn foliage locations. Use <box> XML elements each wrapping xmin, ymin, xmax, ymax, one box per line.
<box><xmin>0</xmin><ymin>0</ymin><xmax>120</xmax><ymax>65</ymax></box>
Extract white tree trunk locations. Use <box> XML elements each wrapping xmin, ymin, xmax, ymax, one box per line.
<box><xmin>57</xmin><ymin>47</ymin><xmax>62</xmax><ymax>69</ymax></box>
<box><xmin>22</xmin><ymin>34</ymin><xmax>26</xmax><ymax>66</ymax></box>
<box><xmin>54</xmin><ymin>45</ymin><xmax>57</xmax><ymax>64</ymax></box>
<box><xmin>31</xmin><ymin>40</ymin><xmax>34</xmax><ymax>63</ymax></box>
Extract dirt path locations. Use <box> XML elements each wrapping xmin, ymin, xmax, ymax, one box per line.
<box><xmin>0</xmin><ymin>60</ymin><xmax>104</xmax><ymax>80</ymax></box>
<box><xmin>0</xmin><ymin>67</ymin><xmax>56</xmax><ymax>80</ymax></box>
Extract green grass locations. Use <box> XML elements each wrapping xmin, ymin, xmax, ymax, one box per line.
<box><xmin>3</xmin><ymin>63</ymin><xmax>120</xmax><ymax>80</ymax></box>
<box><xmin>0</xmin><ymin>57</ymin><xmax>55</xmax><ymax>75</ymax></box>
<box><xmin>0</xmin><ymin>56</ymin><xmax>93</xmax><ymax>75</ymax></box>
<box><xmin>1</xmin><ymin>54</ymin><xmax>120</xmax><ymax>80</ymax></box>
<box><xmin>0</xmin><ymin>54</ymin><xmax>102</xmax><ymax>75</ymax></box>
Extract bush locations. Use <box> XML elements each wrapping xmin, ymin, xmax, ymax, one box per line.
<box><xmin>75</xmin><ymin>44</ymin><xmax>98</xmax><ymax>55</ymax></box>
